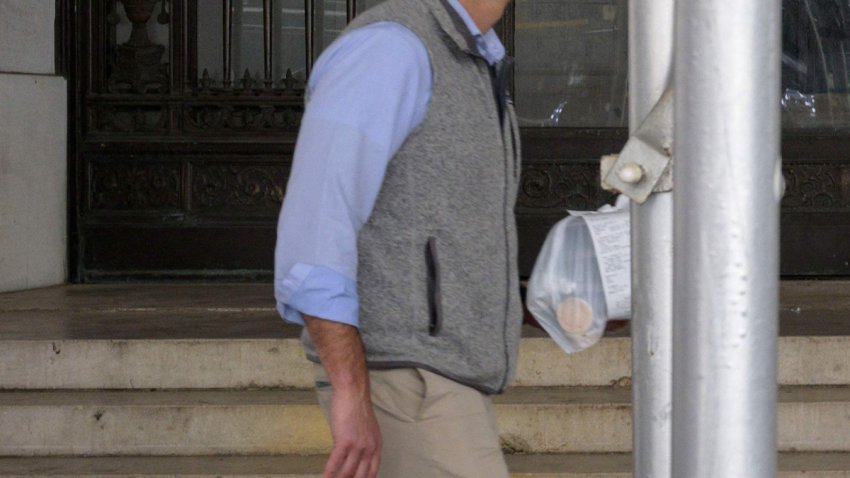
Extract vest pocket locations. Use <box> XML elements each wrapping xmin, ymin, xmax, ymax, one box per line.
<box><xmin>426</xmin><ymin>236</ymin><xmax>444</xmax><ymax>336</ymax></box>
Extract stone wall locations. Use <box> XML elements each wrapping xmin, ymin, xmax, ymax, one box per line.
<box><xmin>0</xmin><ymin>0</ymin><xmax>67</xmax><ymax>292</ymax></box>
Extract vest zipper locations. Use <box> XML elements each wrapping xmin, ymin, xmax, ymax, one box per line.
<box><xmin>498</xmin><ymin>82</ymin><xmax>515</xmax><ymax>393</ymax></box>
<box><xmin>507</xmin><ymin>102</ymin><xmax>520</xmax><ymax>180</ymax></box>
<box><xmin>484</xmin><ymin>56</ymin><xmax>517</xmax><ymax>391</ymax></box>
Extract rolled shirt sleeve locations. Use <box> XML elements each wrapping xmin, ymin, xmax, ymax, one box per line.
<box><xmin>274</xmin><ymin>22</ymin><xmax>432</xmax><ymax>327</ymax></box>
<box><xmin>276</xmin><ymin>264</ymin><xmax>359</xmax><ymax>326</ymax></box>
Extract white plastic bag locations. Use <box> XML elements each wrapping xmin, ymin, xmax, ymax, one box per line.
<box><xmin>526</xmin><ymin>196</ymin><xmax>631</xmax><ymax>354</ymax></box>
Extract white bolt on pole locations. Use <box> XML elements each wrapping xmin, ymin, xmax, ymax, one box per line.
<box><xmin>629</xmin><ymin>0</ymin><xmax>674</xmax><ymax>476</ymax></box>
<box><xmin>672</xmin><ymin>0</ymin><xmax>782</xmax><ymax>475</ymax></box>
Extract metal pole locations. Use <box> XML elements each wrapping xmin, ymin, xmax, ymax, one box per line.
<box><xmin>671</xmin><ymin>0</ymin><xmax>781</xmax><ymax>475</ymax></box>
<box><xmin>305</xmin><ymin>0</ymin><xmax>314</xmax><ymax>77</ymax></box>
<box><xmin>222</xmin><ymin>0</ymin><xmax>233</xmax><ymax>88</ymax></box>
<box><xmin>263</xmin><ymin>0</ymin><xmax>273</xmax><ymax>89</ymax></box>
<box><xmin>346</xmin><ymin>0</ymin><xmax>356</xmax><ymax>23</ymax></box>
<box><xmin>629</xmin><ymin>0</ymin><xmax>674</xmax><ymax>475</ymax></box>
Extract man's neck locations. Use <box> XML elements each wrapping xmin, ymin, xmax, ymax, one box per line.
<box><xmin>457</xmin><ymin>0</ymin><xmax>509</xmax><ymax>32</ymax></box>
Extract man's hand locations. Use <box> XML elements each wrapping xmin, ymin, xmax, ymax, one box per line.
<box><xmin>304</xmin><ymin>316</ymin><xmax>382</xmax><ymax>478</ymax></box>
<box><xmin>325</xmin><ymin>384</ymin><xmax>381</xmax><ymax>478</ymax></box>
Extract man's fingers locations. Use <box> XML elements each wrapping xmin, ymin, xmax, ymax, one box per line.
<box><xmin>368</xmin><ymin>449</ymin><xmax>381</xmax><ymax>478</ymax></box>
<box><xmin>353</xmin><ymin>455</ymin><xmax>372</xmax><ymax>478</ymax></box>
<box><xmin>335</xmin><ymin>446</ymin><xmax>362</xmax><ymax>478</ymax></box>
<box><xmin>355</xmin><ymin>441</ymin><xmax>379</xmax><ymax>478</ymax></box>
<box><xmin>323</xmin><ymin>446</ymin><xmax>348</xmax><ymax>478</ymax></box>
<box><xmin>337</xmin><ymin>449</ymin><xmax>363</xmax><ymax>478</ymax></box>
<box><xmin>324</xmin><ymin>443</ymin><xmax>378</xmax><ymax>478</ymax></box>
<box><xmin>352</xmin><ymin>442</ymin><xmax>380</xmax><ymax>478</ymax></box>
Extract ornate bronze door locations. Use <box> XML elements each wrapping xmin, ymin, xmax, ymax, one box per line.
<box><xmin>69</xmin><ymin>0</ymin><xmax>312</xmax><ymax>280</ymax></box>
<box><xmin>66</xmin><ymin>0</ymin><xmax>850</xmax><ymax>281</ymax></box>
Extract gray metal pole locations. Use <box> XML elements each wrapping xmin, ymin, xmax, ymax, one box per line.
<box><xmin>671</xmin><ymin>0</ymin><xmax>782</xmax><ymax>475</ymax></box>
<box><xmin>629</xmin><ymin>0</ymin><xmax>674</xmax><ymax>475</ymax></box>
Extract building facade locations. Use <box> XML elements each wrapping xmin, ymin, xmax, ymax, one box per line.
<box><xmin>0</xmin><ymin>0</ymin><xmax>68</xmax><ymax>292</ymax></box>
<box><xmin>1</xmin><ymin>0</ymin><xmax>849</xmax><ymax>290</ymax></box>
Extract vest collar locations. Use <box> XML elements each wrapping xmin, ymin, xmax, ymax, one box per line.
<box><xmin>425</xmin><ymin>0</ymin><xmax>485</xmax><ymax>59</ymax></box>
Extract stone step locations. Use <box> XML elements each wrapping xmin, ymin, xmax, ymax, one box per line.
<box><xmin>6</xmin><ymin>334</ymin><xmax>850</xmax><ymax>390</ymax></box>
<box><xmin>3</xmin><ymin>335</ymin><xmax>850</xmax><ymax>390</ymax></box>
<box><xmin>2</xmin><ymin>282</ymin><xmax>850</xmax><ymax>390</ymax></box>
<box><xmin>0</xmin><ymin>335</ymin><xmax>627</xmax><ymax>390</ymax></box>
<box><xmin>1</xmin><ymin>387</ymin><xmax>849</xmax><ymax>456</ymax></box>
<box><xmin>0</xmin><ymin>453</ymin><xmax>848</xmax><ymax>477</ymax></box>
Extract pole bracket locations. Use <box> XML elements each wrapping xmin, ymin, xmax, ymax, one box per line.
<box><xmin>602</xmin><ymin>89</ymin><xmax>674</xmax><ymax>204</ymax></box>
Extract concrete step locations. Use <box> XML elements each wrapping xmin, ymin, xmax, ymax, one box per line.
<box><xmin>0</xmin><ymin>336</ymin><xmax>627</xmax><ymax>390</ymax></box>
<box><xmin>1</xmin><ymin>387</ymin><xmax>849</xmax><ymax>456</ymax></box>
<box><xmin>2</xmin><ymin>282</ymin><xmax>850</xmax><ymax>390</ymax></box>
<box><xmin>3</xmin><ymin>334</ymin><xmax>850</xmax><ymax>390</ymax></box>
<box><xmin>0</xmin><ymin>453</ymin><xmax>848</xmax><ymax>477</ymax></box>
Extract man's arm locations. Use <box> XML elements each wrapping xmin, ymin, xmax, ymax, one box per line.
<box><xmin>273</xmin><ymin>22</ymin><xmax>432</xmax><ymax>478</ymax></box>
<box><xmin>274</xmin><ymin>22</ymin><xmax>432</xmax><ymax>328</ymax></box>
<box><xmin>304</xmin><ymin>315</ymin><xmax>380</xmax><ymax>478</ymax></box>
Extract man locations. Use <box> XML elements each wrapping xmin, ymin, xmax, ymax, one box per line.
<box><xmin>274</xmin><ymin>0</ymin><xmax>521</xmax><ymax>476</ymax></box>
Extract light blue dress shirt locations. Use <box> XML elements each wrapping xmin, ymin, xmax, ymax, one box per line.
<box><xmin>275</xmin><ymin>0</ymin><xmax>506</xmax><ymax>327</ymax></box>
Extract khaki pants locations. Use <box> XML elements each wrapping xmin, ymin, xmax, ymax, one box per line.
<box><xmin>315</xmin><ymin>365</ymin><xmax>510</xmax><ymax>478</ymax></box>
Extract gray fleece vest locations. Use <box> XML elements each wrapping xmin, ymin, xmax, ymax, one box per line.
<box><xmin>303</xmin><ymin>0</ymin><xmax>523</xmax><ymax>394</ymax></box>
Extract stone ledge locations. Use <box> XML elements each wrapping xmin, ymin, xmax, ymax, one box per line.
<box><xmin>0</xmin><ymin>452</ymin><xmax>849</xmax><ymax>477</ymax></box>
<box><xmin>0</xmin><ymin>0</ymin><xmax>56</xmax><ymax>75</ymax></box>
<box><xmin>0</xmin><ymin>387</ymin><xmax>849</xmax><ymax>455</ymax></box>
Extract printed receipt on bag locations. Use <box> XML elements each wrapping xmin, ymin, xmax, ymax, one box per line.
<box><xmin>568</xmin><ymin>207</ymin><xmax>632</xmax><ymax>319</ymax></box>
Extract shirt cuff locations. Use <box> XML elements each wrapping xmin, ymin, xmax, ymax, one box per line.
<box><xmin>275</xmin><ymin>263</ymin><xmax>360</xmax><ymax>328</ymax></box>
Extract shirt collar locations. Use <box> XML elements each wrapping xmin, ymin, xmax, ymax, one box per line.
<box><xmin>443</xmin><ymin>0</ymin><xmax>506</xmax><ymax>65</ymax></box>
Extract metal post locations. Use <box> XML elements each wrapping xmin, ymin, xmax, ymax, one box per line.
<box><xmin>222</xmin><ymin>0</ymin><xmax>233</xmax><ymax>88</ymax></box>
<box><xmin>671</xmin><ymin>0</ymin><xmax>781</xmax><ymax>475</ymax></box>
<box><xmin>629</xmin><ymin>0</ymin><xmax>674</xmax><ymax>475</ymax></box>
<box><xmin>304</xmin><ymin>0</ymin><xmax>314</xmax><ymax>77</ymax></box>
<box><xmin>346</xmin><ymin>0</ymin><xmax>356</xmax><ymax>23</ymax></box>
<box><xmin>263</xmin><ymin>0</ymin><xmax>273</xmax><ymax>89</ymax></box>
<box><xmin>314</xmin><ymin>0</ymin><xmax>326</xmax><ymax>60</ymax></box>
